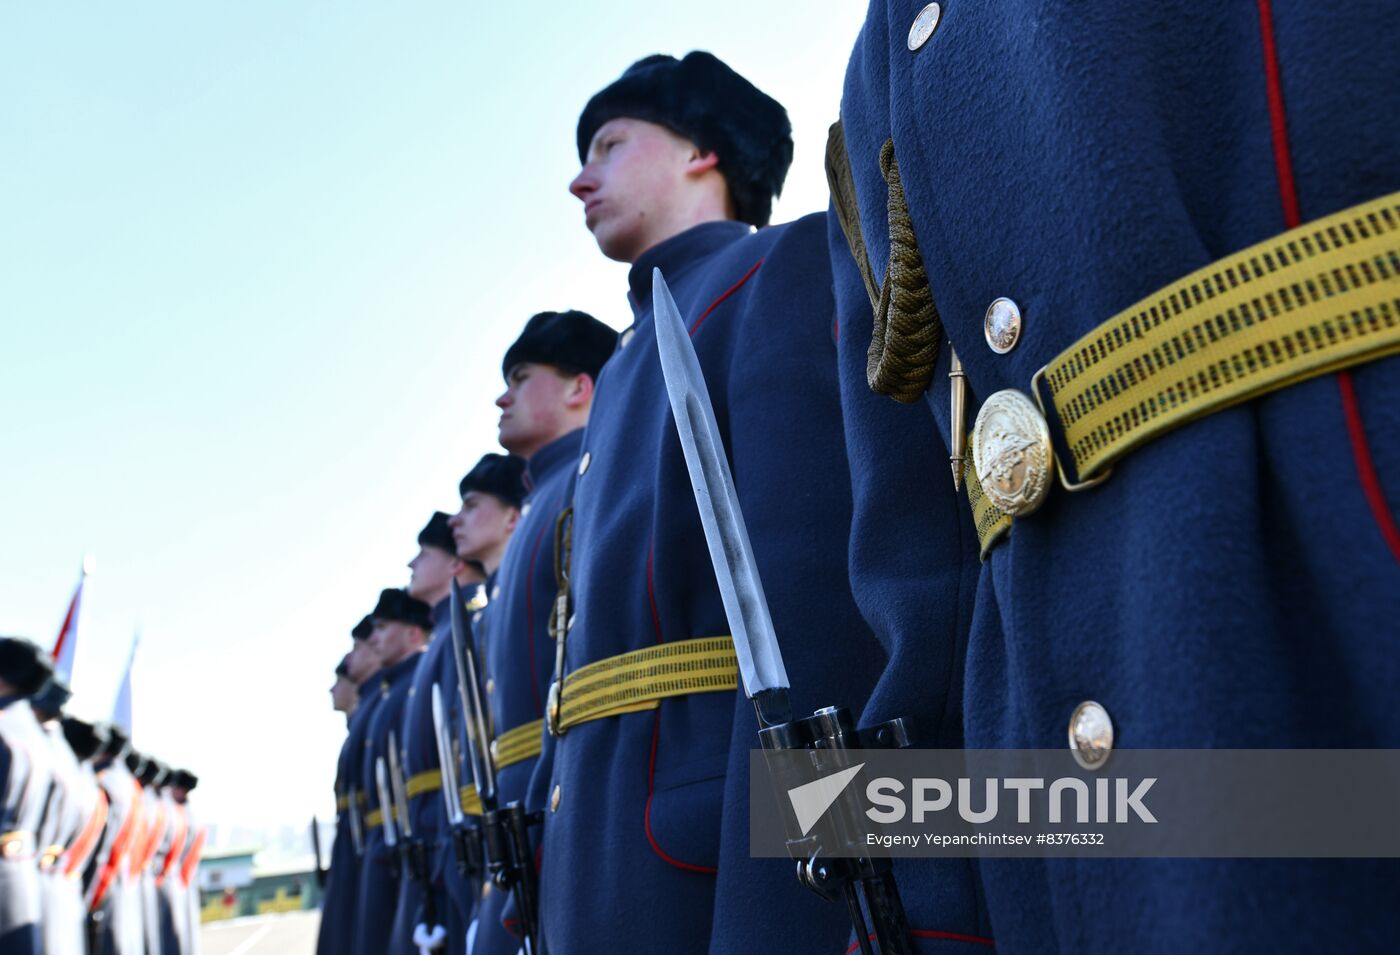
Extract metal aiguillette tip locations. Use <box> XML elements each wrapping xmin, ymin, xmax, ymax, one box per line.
<box><xmin>949</xmin><ymin>345</ymin><xmax>966</xmax><ymax>492</ymax></box>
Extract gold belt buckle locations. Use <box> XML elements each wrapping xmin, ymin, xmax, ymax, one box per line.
<box><xmin>971</xmin><ymin>365</ymin><xmax>1111</xmax><ymax>517</ymax></box>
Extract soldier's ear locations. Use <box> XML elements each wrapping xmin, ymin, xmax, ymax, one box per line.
<box><xmin>684</xmin><ymin>148</ymin><xmax>720</xmax><ymax>177</ymax></box>
<box><xmin>565</xmin><ymin>373</ymin><xmax>594</xmax><ymax>410</ymax></box>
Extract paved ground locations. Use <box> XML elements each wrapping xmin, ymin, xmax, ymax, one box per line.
<box><xmin>201</xmin><ymin>910</ymin><xmax>320</xmax><ymax>955</ymax></box>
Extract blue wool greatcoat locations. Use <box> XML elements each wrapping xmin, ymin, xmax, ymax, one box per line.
<box><xmin>835</xmin><ymin>2</ymin><xmax>1400</xmax><ymax>951</ymax></box>
<box><xmin>476</xmin><ymin>428</ymin><xmax>586</xmax><ymax>955</ymax></box>
<box><xmin>0</xmin><ymin>697</ymin><xmax>48</xmax><ymax>955</ymax></box>
<box><xmin>436</xmin><ymin>581</ymin><xmax>487</xmax><ymax>952</ymax></box>
<box><xmin>318</xmin><ymin>678</ymin><xmax>384</xmax><ymax>955</ymax></box>
<box><xmin>533</xmin><ymin>216</ymin><xmax>886</xmax><ymax>955</ymax></box>
<box><xmin>353</xmin><ymin>653</ymin><xmax>422</xmax><ymax>955</ymax></box>
<box><xmin>388</xmin><ymin>599</ymin><xmax>456</xmax><ymax>955</ymax></box>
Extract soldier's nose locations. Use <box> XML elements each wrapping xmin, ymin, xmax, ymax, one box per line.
<box><xmin>569</xmin><ymin>169</ymin><xmax>595</xmax><ymax>201</ymax></box>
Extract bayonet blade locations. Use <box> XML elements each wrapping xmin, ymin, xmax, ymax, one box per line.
<box><xmin>431</xmin><ymin>684</ymin><xmax>465</xmax><ymax>825</ymax></box>
<box><xmin>450</xmin><ymin>579</ymin><xmax>496</xmax><ymax>805</ymax></box>
<box><xmin>375</xmin><ymin>757</ymin><xmax>398</xmax><ymax>848</ymax></box>
<box><xmin>652</xmin><ymin>268</ymin><xmax>792</xmax><ymax>721</ymax></box>
<box><xmin>387</xmin><ymin>732</ymin><xmax>412</xmax><ymax>839</ymax></box>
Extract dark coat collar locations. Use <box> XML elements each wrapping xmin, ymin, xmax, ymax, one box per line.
<box><xmin>627</xmin><ymin>220</ymin><xmax>752</xmax><ymax>315</ymax></box>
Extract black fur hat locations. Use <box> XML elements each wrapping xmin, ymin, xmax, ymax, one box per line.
<box><xmin>576</xmin><ymin>51</ymin><xmax>793</xmax><ymax>227</ymax></box>
<box><xmin>169</xmin><ymin>769</ymin><xmax>199</xmax><ymax>792</ymax></box>
<box><xmin>61</xmin><ymin>717</ymin><xmax>108</xmax><ymax>761</ymax></box>
<box><xmin>125</xmin><ymin>750</ymin><xmax>148</xmax><ymax>776</ymax></box>
<box><xmin>101</xmin><ymin>723</ymin><xmax>130</xmax><ymax>760</ymax></box>
<box><xmin>0</xmin><ymin>637</ymin><xmax>55</xmax><ymax>698</ymax></box>
<box><xmin>136</xmin><ymin>757</ymin><xmax>166</xmax><ymax>787</ymax></box>
<box><xmin>351</xmin><ymin>614</ymin><xmax>373</xmax><ymax>642</ymax></box>
<box><xmin>30</xmin><ymin>677</ymin><xmax>73</xmax><ymax>716</ymax></box>
<box><xmin>418</xmin><ymin>511</ymin><xmax>458</xmax><ymax>557</ymax></box>
<box><xmin>371</xmin><ymin>588</ymin><xmax>433</xmax><ymax>632</ymax></box>
<box><xmin>458</xmin><ymin>453</ymin><xmax>527</xmax><ymax>510</ymax></box>
<box><xmin>501</xmin><ymin>310</ymin><xmax>617</xmax><ymax>382</ymax></box>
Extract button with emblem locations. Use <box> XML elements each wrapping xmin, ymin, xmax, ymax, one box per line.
<box><xmin>907</xmin><ymin>3</ymin><xmax>942</xmax><ymax>52</ymax></box>
<box><xmin>481</xmin><ymin>882</ymin><xmax>492</xmax><ymax>899</ymax></box>
<box><xmin>620</xmin><ymin>327</ymin><xmax>636</xmax><ymax>349</ymax></box>
<box><xmin>486</xmin><ymin>678</ymin><xmax>495</xmax><ymax>695</ymax></box>
<box><xmin>489</xmin><ymin>739</ymin><xmax>500</xmax><ymax>763</ymax></box>
<box><xmin>521</xmin><ymin>502</ymin><xmax>533</xmax><ymax>518</ymax></box>
<box><xmin>550</xmin><ymin>784</ymin><xmax>562</xmax><ymax>813</ymax></box>
<box><xmin>971</xmin><ymin>389</ymin><xmax>1054</xmax><ymax>516</ymax></box>
<box><xmin>984</xmin><ymin>297</ymin><xmax>1022</xmax><ymax>354</ymax></box>
<box><xmin>492</xmin><ymin>584</ymin><xmax>501</xmax><ymax>601</ymax></box>
<box><xmin>578</xmin><ymin>451</ymin><xmax>591</xmax><ymax>476</ymax></box>
<box><xmin>1068</xmin><ymin>701</ymin><xmax>1114</xmax><ymax>770</ymax></box>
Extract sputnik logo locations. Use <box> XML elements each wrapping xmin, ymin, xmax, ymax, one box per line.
<box><xmin>786</xmin><ymin>763</ymin><xmax>865</xmax><ymax>836</ymax></box>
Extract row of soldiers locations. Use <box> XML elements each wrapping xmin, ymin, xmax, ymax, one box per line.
<box><xmin>318</xmin><ymin>16</ymin><xmax>1400</xmax><ymax>954</ymax></box>
<box><xmin>0</xmin><ymin>636</ymin><xmax>205</xmax><ymax>954</ymax></box>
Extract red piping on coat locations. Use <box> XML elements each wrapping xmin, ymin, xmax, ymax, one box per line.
<box><xmin>843</xmin><ymin>929</ymin><xmax>996</xmax><ymax>953</ymax></box>
<box><xmin>689</xmin><ymin>260</ymin><xmax>764</xmax><ymax>336</ymax></box>
<box><xmin>1255</xmin><ymin>0</ymin><xmax>1400</xmax><ymax>565</ymax></box>
<box><xmin>641</xmin><ymin>538</ymin><xmax>719</xmax><ymax>874</ymax></box>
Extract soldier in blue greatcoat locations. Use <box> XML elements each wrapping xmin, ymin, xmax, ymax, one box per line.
<box><xmin>0</xmin><ymin>637</ymin><xmax>56</xmax><ymax>955</ymax></box>
<box><xmin>444</xmin><ymin>453</ymin><xmax>526</xmax><ymax>950</ymax></box>
<box><xmin>353</xmin><ymin>588</ymin><xmax>434</xmax><ymax>955</ymax></box>
<box><xmin>317</xmin><ymin>616</ymin><xmax>378</xmax><ymax>955</ymax></box>
<box><xmin>90</xmin><ymin>724</ymin><xmax>143</xmax><ymax>955</ymax></box>
<box><xmin>471</xmin><ymin>309</ymin><xmax>615</xmax><ymax>955</ymax></box>
<box><xmin>392</xmin><ymin>512</ymin><xmax>490</xmax><ymax>952</ymax></box>
<box><xmin>829</xmin><ymin>2</ymin><xmax>1400</xmax><ymax>950</ymax></box>
<box><xmin>528</xmin><ymin>52</ymin><xmax>886</xmax><ymax>954</ymax></box>
<box><xmin>387</xmin><ymin>512</ymin><xmax>481</xmax><ymax>955</ymax></box>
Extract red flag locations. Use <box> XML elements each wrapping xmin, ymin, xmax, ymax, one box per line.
<box><xmin>51</xmin><ymin>556</ymin><xmax>93</xmax><ymax>684</ymax></box>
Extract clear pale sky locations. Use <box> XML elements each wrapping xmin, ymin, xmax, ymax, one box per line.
<box><xmin>0</xmin><ymin>2</ymin><xmax>868</xmax><ymax>834</ymax></box>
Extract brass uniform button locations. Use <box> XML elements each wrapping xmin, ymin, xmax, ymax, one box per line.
<box><xmin>620</xmin><ymin>328</ymin><xmax>636</xmax><ymax>348</ymax></box>
<box><xmin>1069</xmin><ymin>701</ymin><xmax>1114</xmax><ymax>770</ymax></box>
<box><xmin>486</xmin><ymin>678</ymin><xmax>495</xmax><ymax>695</ymax></box>
<box><xmin>550</xmin><ymin>784</ymin><xmax>562</xmax><ymax>813</ymax></box>
<box><xmin>984</xmin><ymin>297</ymin><xmax>1022</xmax><ymax>354</ymax></box>
<box><xmin>971</xmin><ymin>389</ymin><xmax>1054</xmax><ymax>516</ymax></box>
<box><xmin>578</xmin><ymin>452</ymin><xmax>591</xmax><ymax>476</ymax></box>
<box><xmin>907</xmin><ymin>3</ymin><xmax>942</xmax><ymax>51</ymax></box>
<box><xmin>489</xmin><ymin>739</ymin><xmax>500</xmax><ymax>763</ymax></box>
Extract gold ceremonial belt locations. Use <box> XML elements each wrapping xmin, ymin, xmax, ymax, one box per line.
<box><xmin>0</xmin><ymin>831</ymin><xmax>35</xmax><ymax>860</ymax></box>
<box><xmin>364</xmin><ymin>809</ymin><xmax>383</xmax><ymax>829</ymax></box>
<box><xmin>548</xmin><ymin>636</ymin><xmax>740</xmax><ymax>736</ymax></box>
<box><xmin>406</xmin><ymin>770</ymin><xmax>442</xmax><ymax>800</ymax></box>
<box><xmin>491</xmin><ymin>719</ymin><xmax>544</xmax><ymax>772</ymax></box>
<box><xmin>457</xmin><ymin>785</ymin><xmax>484</xmax><ymax>817</ymax></box>
<box><xmin>336</xmin><ymin>794</ymin><xmax>350</xmax><ymax>812</ymax></box>
<box><xmin>969</xmin><ymin>190</ymin><xmax>1400</xmax><ymax>556</ymax></box>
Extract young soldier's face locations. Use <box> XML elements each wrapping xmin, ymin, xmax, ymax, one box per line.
<box><xmin>368</xmin><ymin>619</ymin><xmax>424</xmax><ymax>668</ymax></box>
<box><xmin>569</xmin><ymin>118</ymin><xmax>709</xmax><ymax>263</ymax></box>
<box><xmin>345</xmin><ymin>640</ymin><xmax>376</xmax><ymax>683</ymax></box>
<box><xmin>407</xmin><ymin>546</ymin><xmax>459</xmax><ymax>601</ymax></box>
<box><xmin>448</xmin><ymin>491</ymin><xmax>518</xmax><ymax>564</ymax></box>
<box><xmin>497</xmin><ymin>362</ymin><xmax>582</xmax><ymax>459</ymax></box>
<box><xmin>330</xmin><ymin>674</ymin><xmax>357</xmax><ymax>714</ymax></box>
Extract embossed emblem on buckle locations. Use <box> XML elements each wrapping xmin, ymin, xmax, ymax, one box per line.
<box><xmin>971</xmin><ymin>389</ymin><xmax>1054</xmax><ymax>516</ymax></box>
